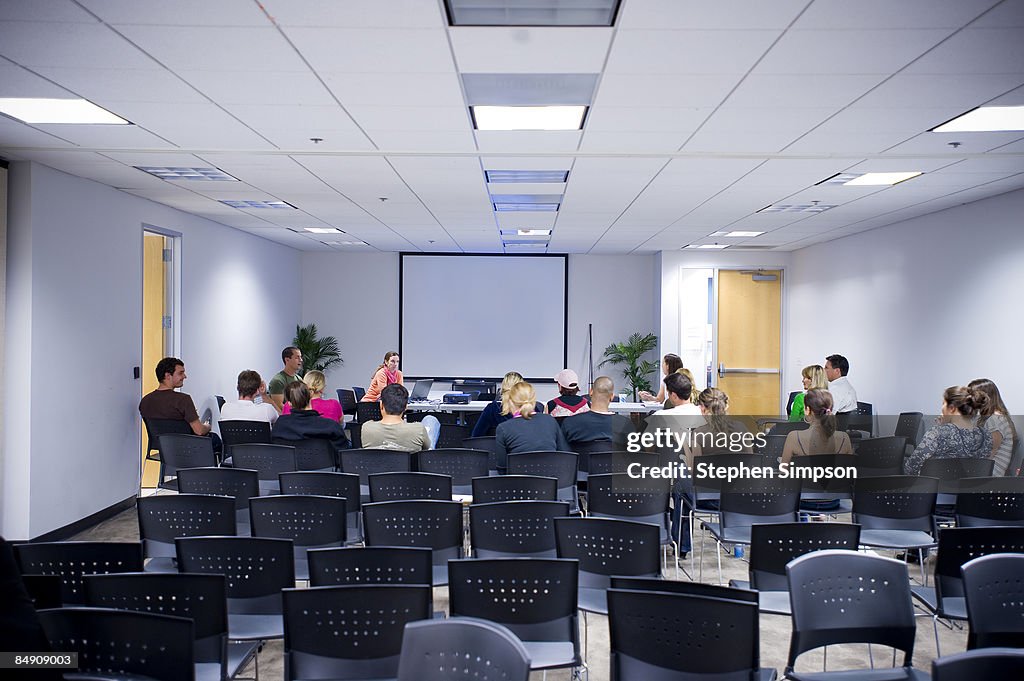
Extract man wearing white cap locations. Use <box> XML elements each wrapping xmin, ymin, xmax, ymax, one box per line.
<box><xmin>548</xmin><ymin>369</ymin><xmax>591</xmax><ymax>418</ymax></box>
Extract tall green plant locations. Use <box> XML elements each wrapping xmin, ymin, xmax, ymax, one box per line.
<box><xmin>292</xmin><ymin>323</ymin><xmax>343</xmax><ymax>376</ymax></box>
<box><xmin>598</xmin><ymin>332</ymin><xmax>659</xmax><ymax>401</ymax></box>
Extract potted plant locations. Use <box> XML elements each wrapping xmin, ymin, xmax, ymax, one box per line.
<box><xmin>292</xmin><ymin>323</ymin><xmax>343</xmax><ymax>377</ymax></box>
<box><xmin>598</xmin><ymin>332</ymin><xmax>659</xmax><ymax>401</ymax></box>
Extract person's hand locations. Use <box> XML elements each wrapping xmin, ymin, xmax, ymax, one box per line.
<box><xmin>258</xmin><ymin>381</ymin><xmax>267</xmax><ymax>396</ymax></box>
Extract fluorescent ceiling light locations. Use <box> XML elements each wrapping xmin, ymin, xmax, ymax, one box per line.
<box><xmin>220</xmin><ymin>200</ymin><xmax>294</xmax><ymax>209</ymax></box>
<box><xmin>329</xmin><ymin>240</ymin><xmax>366</xmax><ymax>246</ymax></box>
<box><xmin>500</xmin><ymin>229</ymin><xmax>552</xmax><ymax>236</ymax></box>
<box><xmin>305</xmin><ymin>227</ymin><xmax>343</xmax><ymax>234</ymax></box>
<box><xmin>494</xmin><ymin>202</ymin><xmax>560</xmax><ymax>212</ymax></box>
<box><xmin>486</xmin><ymin>170</ymin><xmax>569</xmax><ymax>183</ymax></box>
<box><xmin>135</xmin><ymin>166</ymin><xmax>238</xmax><ymax>181</ymax></box>
<box><xmin>758</xmin><ymin>204</ymin><xmax>836</xmax><ymax>214</ymax></box>
<box><xmin>473</xmin><ymin>105</ymin><xmax>586</xmax><ymax>131</ymax></box>
<box><xmin>0</xmin><ymin>97</ymin><xmax>129</xmax><ymax>124</ymax></box>
<box><xmin>843</xmin><ymin>171</ymin><xmax>922</xmax><ymax>186</ymax></box>
<box><xmin>684</xmin><ymin>244</ymin><xmax>729</xmax><ymax>250</ymax></box>
<box><xmin>932</xmin><ymin>105</ymin><xmax>1024</xmax><ymax>132</ymax></box>
<box><xmin>710</xmin><ymin>231</ymin><xmax>764</xmax><ymax>238</ymax></box>
<box><xmin>446</xmin><ymin>0</ymin><xmax>620</xmax><ymax>26</ymax></box>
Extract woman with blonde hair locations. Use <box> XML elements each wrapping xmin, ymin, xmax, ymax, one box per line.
<box><xmin>968</xmin><ymin>378</ymin><xmax>1018</xmax><ymax>476</ymax></box>
<box><xmin>788</xmin><ymin>365</ymin><xmax>828</xmax><ymax>421</ymax></box>
<box><xmin>362</xmin><ymin>351</ymin><xmax>403</xmax><ymax>402</ymax></box>
<box><xmin>495</xmin><ymin>381</ymin><xmax>569</xmax><ymax>458</ymax></box>
<box><xmin>282</xmin><ymin>369</ymin><xmax>342</xmax><ymax>422</ymax></box>
<box><xmin>470</xmin><ymin>371</ymin><xmax>542</xmax><ymax>437</ymax></box>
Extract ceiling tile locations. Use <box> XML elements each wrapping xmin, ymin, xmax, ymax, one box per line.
<box><xmin>180</xmin><ymin>70</ymin><xmax>337</xmax><ymax>106</ymax></box>
<box><xmin>114</xmin><ymin>25</ymin><xmax>309</xmax><ymax>72</ymax></box>
<box><xmin>619</xmin><ymin>0</ymin><xmax>809</xmax><ymax>30</ymax></box>
<box><xmin>79</xmin><ymin>0</ymin><xmax>270</xmax><ymax>25</ymax></box>
<box><xmin>286</xmin><ymin>27</ymin><xmax>454</xmax><ymax>73</ymax></box>
<box><xmin>903</xmin><ymin>28</ymin><xmax>1024</xmax><ymax>74</ymax></box>
<box><xmin>607</xmin><ymin>29</ymin><xmax>781</xmax><ymax>74</ymax></box>
<box><xmin>793</xmin><ymin>0</ymin><xmax>1001</xmax><ymax>29</ymax></box>
<box><xmin>754</xmin><ymin>29</ymin><xmax>952</xmax><ymax>74</ymax></box>
<box><xmin>33</xmin><ymin>67</ymin><xmax>209</xmax><ymax>104</ymax></box>
<box><xmin>259</xmin><ymin>0</ymin><xmax>444</xmax><ymax>28</ymax></box>
<box><xmin>323</xmin><ymin>73</ymin><xmax>465</xmax><ymax>107</ymax></box>
<box><xmin>0</xmin><ymin>21</ymin><xmax>161</xmax><ymax>69</ymax></box>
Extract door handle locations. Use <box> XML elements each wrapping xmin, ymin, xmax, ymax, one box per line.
<box><xmin>718</xmin><ymin>363</ymin><xmax>780</xmax><ymax>378</ymax></box>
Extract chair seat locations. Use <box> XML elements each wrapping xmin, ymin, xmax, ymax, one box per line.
<box><xmin>910</xmin><ymin>585</ymin><xmax>966</xmax><ymax>620</ymax></box>
<box><xmin>729</xmin><ymin>580</ymin><xmax>792</xmax><ymax>616</ymax></box>
<box><xmin>578</xmin><ymin>587</ymin><xmax>608</xmax><ymax>615</ymax></box>
<box><xmin>228</xmin><ymin>613</ymin><xmax>284</xmax><ymax>640</ymax></box>
<box><xmin>227</xmin><ymin>640</ymin><xmax>259</xmax><ymax>678</ymax></box>
<box><xmin>431</xmin><ymin>564</ymin><xmax>448</xmax><ymax>587</ymax></box>
<box><xmin>142</xmin><ymin>557</ymin><xmax>177</xmax><ymax>573</ymax></box>
<box><xmin>859</xmin><ymin>529</ymin><xmax>935</xmax><ymax>550</ymax></box>
<box><xmin>702</xmin><ymin>522</ymin><xmax>753</xmax><ymax>545</ymax></box>
<box><xmin>195</xmin><ymin>662</ymin><xmax>224</xmax><ymax>681</ymax></box>
<box><xmin>523</xmin><ymin>641</ymin><xmax>578</xmax><ymax>671</ymax></box>
<box><xmin>788</xmin><ymin>668</ymin><xmax>929</xmax><ymax>681</ymax></box>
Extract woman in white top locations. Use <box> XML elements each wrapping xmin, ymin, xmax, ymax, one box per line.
<box><xmin>781</xmin><ymin>388</ymin><xmax>853</xmax><ymax>465</ymax></box>
<box><xmin>969</xmin><ymin>378</ymin><xmax>1018</xmax><ymax>476</ymax></box>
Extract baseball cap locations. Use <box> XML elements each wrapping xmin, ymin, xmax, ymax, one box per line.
<box><xmin>555</xmin><ymin>369</ymin><xmax>579</xmax><ymax>389</ymax></box>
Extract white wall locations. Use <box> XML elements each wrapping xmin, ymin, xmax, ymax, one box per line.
<box><xmin>786</xmin><ymin>188</ymin><xmax>1024</xmax><ymax>416</ymax></box>
<box><xmin>2</xmin><ymin>162</ymin><xmax>300</xmax><ymax>538</ymax></box>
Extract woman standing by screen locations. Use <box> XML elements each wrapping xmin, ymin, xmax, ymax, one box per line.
<box><xmin>362</xmin><ymin>351</ymin><xmax>403</xmax><ymax>402</ymax></box>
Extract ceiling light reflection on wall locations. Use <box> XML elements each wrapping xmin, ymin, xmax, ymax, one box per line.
<box><xmin>472</xmin><ymin>105</ymin><xmax>586</xmax><ymax>130</ymax></box>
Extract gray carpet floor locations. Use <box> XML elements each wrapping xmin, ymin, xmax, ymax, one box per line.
<box><xmin>74</xmin><ymin>506</ymin><xmax>965</xmax><ymax>680</ymax></box>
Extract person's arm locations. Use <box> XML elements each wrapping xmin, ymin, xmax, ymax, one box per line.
<box><xmin>788</xmin><ymin>392</ymin><xmax>805</xmax><ymax>422</ymax></box>
<box><xmin>904</xmin><ymin>426</ymin><xmax>942</xmax><ymax>475</ymax></box>
<box><xmin>837</xmin><ymin>432</ymin><xmax>853</xmax><ymax>455</ymax></box>
<box><xmin>990</xmin><ymin>429</ymin><xmax>1003</xmax><ymax>458</ymax></box>
<box><xmin>363</xmin><ymin>368</ymin><xmax>386</xmax><ymax>402</ymax></box>
<box><xmin>259</xmin><ymin>380</ymin><xmax>282</xmax><ymax>414</ymax></box>
<box><xmin>471</xmin><ymin>403</ymin><xmax>497</xmax><ymax>438</ymax></box>
<box><xmin>780</xmin><ymin>431</ymin><xmax>799</xmax><ymax>465</ymax></box>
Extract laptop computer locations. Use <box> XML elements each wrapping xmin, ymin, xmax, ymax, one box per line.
<box><xmin>407</xmin><ymin>379</ymin><xmax>434</xmax><ymax>403</ymax></box>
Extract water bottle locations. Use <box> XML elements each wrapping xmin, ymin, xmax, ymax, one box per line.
<box><xmin>619</xmin><ymin>393</ymin><xmax>628</xmax><ymax>404</ymax></box>
<box><xmin>734</xmin><ymin>545</ymin><xmax>744</xmax><ymax>558</ymax></box>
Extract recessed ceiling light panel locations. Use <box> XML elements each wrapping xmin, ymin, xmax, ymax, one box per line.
<box><xmin>758</xmin><ymin>204</ymin><xmax>837</xmax><ymax>214</ymax></box>
<box><xmin>486</xmin><ymin>170</ymin><xmax>570</xmax><ymax>183</ymax></box>
<box><xmin>136</xmin><ymin>166</ymin><xmax>238</xmax><ymax>181</ymax></box>
<box><xmin>494</xmin><ymin>203</ymin><xmax>560</xmax><ymax>212</ymax></box>
<box><xmin>500</xmin><ymin>229</ymin><xmax>553</xmax><ymax>236</ymax></box>
<box><xmin>683</xmin><ymin>244</ymin><xmax>729</xmax><ymax>250</ymax></box>
<box><xmin>220</xmin><ymin>200</ymin><xmax>295</xmax><ymax>209</ymax></box>
<box><xmin>0</xmin><ymin>97</ymin><xmax>129</xmax><ymax>124</ymax></box>
<box><xmin>446</xmin><ymin>0</ymin><xmax>620</xmax><ymax>27</ymax></box>
<box><xmin>472</xmin><ymin>105</ymin><xmax>586</xmax><ymax>130</ymax></box>
<box><xmin>842</xmin><ymin>172</ymin><xmax>922</xmax><ymax>186</ymax></box>
<box><xmin>932</xmin><ymin>105</ymin><xmax>1024</xmax><ymax>132</ymax></box>
<box><xmin>305</xmin><ymin>227</ymin><xmax>343</xmax><ymax>234</ymax></box>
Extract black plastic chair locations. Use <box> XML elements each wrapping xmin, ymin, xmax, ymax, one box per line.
<box><xmin>766</xmin><ymin>421</ymin><xmax>809</xmax><ymax>437</ymax></box>
<box><xmin>155</xmin><ymin>433</ymin><xmax>217</xmax><ymax>490</ymax></box>
<box><xmin>911</xmin><ymin>526</ymin><xmax>1024</xmax><ymax>655</ymax></box>
<box><xmin>507</xmin><ymin>451</ymin><xmax>580</xmax><ymax>511</ymax></box>
<box><xmin>38</xmin><ymin>607</ymin><xmax>195</xmax><ymax>681</ymax></box>
<box><xmin>852</xmin><ymin>475</ymin><xmax>938</xmax><ymax>582</ymax></box>
<box><xmin>785</xmin><ymin>550</ymin><xmax>926</xmax><ymax>680</ymax></box>
<box><xmin>571</xmin><ymin>439</ymin><xmax>615</xmax><ymax>483</ymax></box>
<box><xmin>449</xmin><ymin>558</ymin><xmax>581</xmax><ymax>674</ymax></box>
<box><xmin>355</xmin><ymin>401</ymin><xmax>381</xmax><ymax>423</ymax></box>
<box><xmin>895</xmin><ymin>412</ymin><xmax>925</xmax><ymax>448</ymax></box>
<box><xmin>281</xmin><ymin>437</ymin><xmax>337</xmax><ymax>472</ymax></box>
<box><xmin>430</xmin><ymin>422</ymin><xmax>465</xmax><ymax>449</ymax></box>
<box><xmin>339</xmin><ymin>448</ymin><xmax>412</xmax><ymax>500</ymax></box>
<box><xmin>352</xmin><ymin>386</ymin><xmax>367</xmax><ymax>401</ymax></box>
<box><xmin>283</xmin><ymin>584</ymin><xmax>431</xmax><ymax>681</ymax></box>
<box><xmin>249</xmin><ymin>494</ymin><xmax>347</xmax><ymax>581</ymax></box>
<box><xmin>414</xmin><ymin>448</ymin><xmax>488</xmax><ymax>494</ymax></box>
<box><xmin>921</xmin><ymin>457</ymin><xmax>995</xmax><ymax>507</ymax></box>
<box><xmin>728</xmin><ymin>522</ymin><xmax>861</xmax><ymax>615</ymax></box>
<box><xmin>962</xmin><ymin>553</ymin><xmax>1024</xmax><ymax>649</ymax></box>
<box><xmin>471</xmin><ymin>474</ymin><xmax>558</xmax><ymax>503</ymax></box>
<box><xmin>219</xmin><ymin>419</ymin><xmax>273</xmax><ymax>462</ymax></box>
<box><xmin>307</xmin><ymin>546</ymin><xmax>433</xmax><ymax>587</ymax></box>
<box><xmin>608</xmin><ymin>588</ymin><xmax>775</xmax><ymax>681</ymax></box>
<box><xmin>21</xmin><ymin>573</ymin><xmax>63</xmax><ymax>610</ymax></box>
<box><xmin>143</xmin><ymin>417</ymin><xmax>197</xmax><ymax>480</ymax></box>
<box><xmin>336</xmin><ymin>388</ymin><xmax>358</xmax><ymax>421</ymax></box>
<box><xmin>610</xmin><ymin>575</ymin><xmax>760</xmax><ymax>604</ymax></box>
<box><xmin>462</xmin><ymin>435</ymin><xmax>502</xmax><ymax>473</ymax></box>
<box><xmin>176</xmin><ymin>536</ymin><xmax>294</xmax><ymax>642</ymax></box>
<box><xmin>932</xmin><ymin>647</ymin><xmax>1024</xmax><ymax>680</ymax></box>
<box><xmin>759</xmin><ymin>434</ymin><xmax>787</xmax><ymax>462</ymax></box>
<box><xmin>469</xmin><ymin>500</ymin><xmax>570</xmax><ymax>558</ymax></box>
<box><xmin>137</xmin><ymin>494</ymin><xmax>236</xmax><ymax>572</ymax></box>
<box><xmin>789</xmin><ymin>453</ymin><xmax>856</xmax><ymax>511</ymax></box>
<box><xmin>84</xmin><ymin>572</ymin><xmax>258</xmax><ymax>681</ymax></box>
<box><xmin>178</xmin><ymin>466</ymin><xmax>260</xmax><ymax>534</ymax></box>
<box><xmin>14</xmin><ymin>541</ymin><xmax>143</xmax><ymax>605</ymax></box>
<box><xmin>279</xmin><ymin>471</ymin><xmax>362</xmax><ymax>544</ymax></box>
<box><xmin>231</xmin><ymin>443</ymin><xmax>296</xmax><ymax>495</ymax></box>
<box><xmin>397</xmin><ymin>618</ymin><xmax>531</xmax><ymax>681</ymax></box>
<box><xmin>369</xmin><ymin>471</ymin><xmax>452</xmax><ymax>502</ymax></box>
<box><xmin>554</xmin><ymin>516</ymin><xmax>661</xmax><ymax>616</ymax></box>
<box><xmin>362</xmin><ymin>499</ymin><xmax>464</xmax><ymax>586</ymax></box>
<box><xmin>587</xmin><ymin>473</ymin><xmax>671</xmax><ymax>545</ymax></box>
<box><xmin>588</xmin><ymin>451</ymin><xmax>659</xmax><ymax>476</ymax></box>
<box><xmin>955</xmin><ymin>476</ymin><xmax>1024</xmax><ymax>526</ymax></box>
<box><xmin>854</xmin><ymin>436</ymin><xmax>908</xmax><ymax>477</ymax></box>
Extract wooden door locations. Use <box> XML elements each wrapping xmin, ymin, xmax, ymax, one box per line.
<box><xmin>716</xmin><ymin>270</ymin><xmax>782</xmax><ymax>417</ymax></box>
<box><xmin>141</xmin><ymin>233</ymin><xmax>167</xmax><ymax>488</ymax></box>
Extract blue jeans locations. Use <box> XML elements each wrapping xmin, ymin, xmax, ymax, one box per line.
<box><xmin>421</xmin><ymin>415</ymin><xmax>441</xmax><ymax>448</ymax></box>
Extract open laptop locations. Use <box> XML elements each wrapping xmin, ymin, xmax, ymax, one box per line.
<box><xmin>407</xmin><ymin>379</ymin><xmax>434</xmax><ymax>403</ymax></box>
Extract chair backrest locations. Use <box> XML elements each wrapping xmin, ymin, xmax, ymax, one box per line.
<box><xmin>38</xmin><ymin>607</ymin><xmax>194</xmax><ymax>681</ymax></box>
<box><xmin>283</xmin><ymin>437</ymin><xmax>337</xmax><ymax>471</ymax></box>
<box><xmin>370</xmin><ymin>471</ymin><xmax>453</xmax><ymax>502</ymax></box>
<box><xmin>143</xmin><ymin>417</ymin><xmax>194</xmax><ymax>451</ymax></box>
<box><xmin>930</xmin><ymin>527</ymin><xmax>1024</xmax><ymax>610</ymax></box>
<box><xmin>609</xmin><ymin>576</ymin><xmax>759</xmax><ymax>604</ymax></box>
<box><xmin>175</xmin><ymin>536</ymin><xmax>295</xmax><ymax>614</ymax></box>
<box><xmin>14</xmin><ymin>542</ymin><xmax>143</xmax><ymax>605</ymax></box>
<box><xmin>231</xmin><ymin>443</ymin><xmax>297</xmax><ymax>488</ymax></box>
<box><xmin>571</xmin><ymin>439</ymin><xmax>614</xmax><ymax>475</ymax></box>
<box><xmin>507</xmin><ymin>451</ymin><xmax>579</xmax><ymax>507</ymax></box>
<box><xmin>962</xmin><ymin>553</ymin><xmax>1024</xmax><ymax>649</ymax></box>
<box><xmin>414</xmin><ymin>448</ymin><xmax>489</xmax><ymax>484</ymax></box>
<box><xmin>932</xmin><ymin>647</ymin><xmax>1024</xmax><ymax>680</ymax></box>
<box><xmin>340</xmin><ymin>449</ymin><xmax>412</xmax><ymax>485</ymax></box>
<box><xmin>219</xmin><ymin>419</ymin><xmax>273</xmax><ymax>451</ymax></box>
<box><xmin>554</xmin><ymin>517</ymin><xmax>661</xmax><ymax>589</ymax></box>
<box><xmin>785</xmin><ymin>390</ymin><xmax>800</xmax><ymax>416</ymax></box>
<box><xmin>747</xmin><ymin>522</ymin><xmax>861</xmax><ymax>591</ymax></box>
<box><xmin>397</xmin><ymin>618</ymin><xmax>531</xmax><ymax>681</ymax></box>
<box><xmin>921</xmin><ymin>457</ymin><xmax>995</xmax><ymax>489</ymax></box>
<box><xmin>470</xmin><ymin>500</ymin><xmax>571</xmax><ymax>558</ymax></box>
<box><xmin>787</xmin><ymin>453</ymin><xmax>856</xmax><ymax>496</ymax></box>
<box><xmin>786</xmin><ymin>550</ymin><xmax>917</xmax><ymax>673</ymax></box>
<box><xmin>156</xmin><ymin>433</ymin><xmax>216</xmax><ymax>487</ymax></box>
<box><xmin>759</xmin><ymin>434</ymin><xmax>787</xmax><ymax>461</ymax></box>
<box><xmin>352</xmin><ymin>386</ymin><xmax>367</xmax><ymax>401</ymax></box>
<box><xmin>586</xmin><ymin>473</ymin><xmax>670</xmax><ymax>533</ymax></box>
<box><xmin>461</xmin><ymin>436</ymin><xmax>502</xmax><ymax>472</ymax></box>
<box><xmin>854</xmin><ymin>436</ymin><xmax>908</xmax><ymax>476</ymax></box>
<box><xmin>137</xmin><ymin>494</ymin><xmax>237</xmax><ymax>560</ymax></box>
<box><xmin>356</xmin><ymin>401</ymin><xmax>381</xmax><ymax>423</ymax></box>
<box><xmin>720</xmin><ymin>475</ymin><xmax>802</xmax><ymax>530</ymax></box>
<box><xmin>284</xmin><ymin>584</ymin><xmax>431</xmax><ymax>681</ymax></box>
<box><xmin>336</xmin><ymin>388</ymin><xmax>358</xmax><ymax>418</ymax></box>
<box><xmin>691</xmin><ymin>453</ymin><xmax>766</xmax><ymax>495</ymax></box>
<box><xmin>766</xmin><ymin>421</ymin><xmax>809</xmax><ymax>437</ymax></box>
<box><xmin>279</xmin><ymin>471</ymin><xmax>361</xmax><ymax>517</ymax></box>
<box><xmin>895</xmin><ymin>412</ymin><xmax>924</xmax><ymax>447</ymax></box>
<box><xmin>847</xmin><ymin>401</ymin><xmax>875</xmax><ymax>434</ymax></box>
<box><xmin>955</xmin><ymin>477</ymin><xmax>1024</xmax><ymax>526</ymax></box>
<box><xmin>588</xmin><ymin>451</ymin><xmax>659</xmax><ymax>476</ymax></box>
<box><xmin>307</xmin><ymin>546</ymin><xmax>433</xmax><ymax>587</ymax></box>
<box><xmin>433</xmin><ymin>423</ymin><xmax>467</xmax><ymax>449</ymax></box>
<box><xmin>362</xmin><ymin>500</ymin><xmax>464</xmax><ymax>564</ymax></box>
<box><xmin>608</xmin><ymin>589</ymin><xmax>764</xmax><ymax>680</ymax></box>
<box><xmin>852</xmin><ymin>475</ymin><xmax>938</xmax><ymax>531</ymax></box>
<box><xmin>471</xmin><ymin>475</ymin><xmax>558</xmax><ymax>503</ymax></box>
<box><xmin>250</xmin><ymin>494</ymin><xmax>347</xmax><ymax>558</ymax></box>
<box><xmin>177</xmin><ymin>466</ymin><xmax>259</xmax><ymax>513</ymax></box>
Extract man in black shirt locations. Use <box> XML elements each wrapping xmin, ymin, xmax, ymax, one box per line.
<box><xmin>561</xmin><ymin>376</ymin><xmax>635</xmax><ymax>448</ymax></box>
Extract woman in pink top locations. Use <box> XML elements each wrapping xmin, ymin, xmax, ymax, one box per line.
<box><xmin>282</xmin><ymin>370</ymin><xmax>343</xmax><ymax>422</ymax></box>
<box><xmin>362</xmin><ymin>351</ymin><xmax>404</xmax><ymax>402</ymax></box>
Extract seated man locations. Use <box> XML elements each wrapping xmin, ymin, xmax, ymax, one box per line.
<box><xmin>139</xmin><ymin>356</ymin><xmax>221</xmax><ymax>452</ymax></box>
<box><xmin>561</xmin><ymin>376</ymin><xmax>635</xmax><ymax>448</ymax></box>
<box><xmin>220</xmin><ymin>370</ymin><xmax>279</xmax><ymax>424</ymax></box>
<box><xmin>272</xmin><ymin>381</ymin><xmax>349</xmax><ymax>454</ymax></box>
<box><xmin>824</xmin><ymin>353</ymin><xmax>858</xmax><ymax>413</ymax></box>
<box><xmin>360</xmin><ymin>384</ymin><xmax>440</xmax><ymax>452</ymax></box>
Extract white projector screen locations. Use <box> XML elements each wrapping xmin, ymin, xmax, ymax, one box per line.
<box><xmin>400</xmin><ymin>254</ymin><xmax>567</xmax><ymax>381</ymax></box>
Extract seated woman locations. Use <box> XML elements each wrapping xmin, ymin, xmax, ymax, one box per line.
<box><xmin>273</xmin><ymin>381</ymin><xmax>349</xmax><ymax>454</ymax></box>
<box><xmin>789</xmin><ymin>364</ymin><xmax>828</xmax><ymax>422</ymax></box>
<box><xmin>781</xmin><ymin>389</ymin><xmax>853</xmax><ymax>465</ymax></box>
<box><xmin>638</xmin><ymin>353</ymin><xmax>684</xmax><ymax>403</ymax></box>
<box><xmin>361</xmin><ymin>351</ymin><xmax>403</xmax><ymax>402</ymax></box>
<box><xmin>282</xmin><ymin>370</ymin><xmax>342</xmax><ymax>422</ymax></box>
<box><xmin>969</xmin><ymin>378</ymin><xmax>1018</xmax><ymax>476</ymax></box>
<box><xmin>685</xmin><ymin>388</ymin><xmax>751</xmax><ymax>469</ymax></box>
<box><xmin>547</xmin><ymin>369</ymin><xmax>590</xmax><ymax>417</ymax></box>
<box><xmin>496</xmin><ymin>381</ymin><xmax>570</xmax><ymax>457</ymax></box>
<box><xmin>471</xmin><ymin>371</ymin><xmax>543</xmax><ymax>437</ymax></box>
<box><xmin>904</xmin><ymin>385</ymin><xmax>993</xmax><ymax>475</ymax></box>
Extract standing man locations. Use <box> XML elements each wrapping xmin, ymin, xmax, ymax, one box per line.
<box><xmin>268</xmin><ymin>346</ymin><xmax>302</xmax><ymax>411</ymax></box>
<box><xmin>139</xmin><ymin>357</ymin><xmax>220</xmax><ymax>452</ymax></box>
<box><xmin>824</xmin><ymin>354</ymin><xmax>857</xmax><ymax>413</ymax></box>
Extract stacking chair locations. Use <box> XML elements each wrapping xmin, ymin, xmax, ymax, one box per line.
<box><xmin>911</xmin><ymin>526</ymin><xmax>1024</xmax><ymax>655</ymax></box>
<box><xmin>608</xmin><ymin>588</ymin><xmax>776</xmax><ymax>681</ymax></box>
<box><xmin>921</xmin><ymin>457</ymin><xmax>995</xmax><ymax>508</ymax></box>
<box><xmin>895</xmin><ymin>412</ymin><xmax>925</xmax><ymax>448</ymax></box>
<box><xmin>572</xmin><ymin>438</ymin><xmax>614</xmax><ymax>484</ymax></box>
<box><xmin>176</xmin><ymin>536</ymin><xmax>294</xmax><ymax>642</ymax></box>
<box><xmin>369</xmin><ymin>471</ymin><xmax>452</xmax><ymax>502</ymax></box>
<box><xmin>437</xmin><ymin>423</ymin><xmax>470</xmax><ymax>449</ymax></box>
<box><xmin>955</xmin><ymin>476</ymin><xmax>1024</xmax><ymax>526</ymax></box>
<box><xmin>178</xmin><ymin>467</ymin><xmax>260</xmax><ymax>535</ymax></box>
<box><xmin>362</xmin><ymin>499</ymin><xmax>464</xmax><ymax>586</ymax></box>
<box><xmin>279</xmin><ymin>471</ymin><xmax>362</xmax><ymax>544</ymax></box>
<box><xmin>339</xmin><ymin>448</ymin><xmax>412</xmax><ymax>501</ymax></box>
<box><xmin>785</xmin><ymin>550</ymin><xmax>927</xmax><ymax>680</ymax></box>
<box><xmin>355</xmin><ymin>400</ymin><xmax>381</xmax><ymax>423</ymax></box>
<box><xmin>308</xmin><ymin>546</ymin><xmax>433</xmax><ymax>587</ymax></box>
<box><xmin>219</xmin><ymin>420</ymin><xmax>272</xmax><ymax>462</ymax></box>
<box><xmin>728</xmin><ymin>522</ymin><xmax>861</xmax><ymax>615</ymax></box>
<box><xmin>449</xmin><ymin>558</ymin><xmax>582</xmax><ymax>675</ymax></box>
<box><xmin>21</xmin><ymin>573</ymin><xmax>63</xmax><ymax>610</ymax></box>
<box><xmin>962</xmin><ymin>553</ymin><xmax>1024</xmax><ymax>649</ymax></box>
<box><xmin>397</xmin><ymin>618</ymin><xmax>531</xmax><ymax>681</ymax></box>
<box><xmin>854</xmin><ymin>436</ymin><xmax>908</xmax><ymax>477</ymax></box>
<box><xmin>507</xmin><ymin>451</ymin><xmax>580</xmax><ymax>512</ymax></box>
<box><xmin>932</xmin><ymin>648</ymin><xmax>1024</xmax><ymax>679</ymax></box>
<box><xmin>790</xmin><ymin>453</ymin><xmax>856</xmax><ymax>514</ymax></box>
<box><xmin>414</xmin><ymin>448</ymin><xmax>489</xmax><ymax>495</ymax></box>
<box><xmin>336</xmin><ymin>388</ymin><xmax>358</xmax><ymax>422</ymax></box>
<box><xmin>587</xmin><ymin>472</ymin><xmax>673</xmax><ymax>571</ymax></box>
<box><xmin>155</xmin><ymin>433</ymin><xmax>217</xmax><ymax>491</ymax></box>
<box><xmin>610</xmin><ymin>575</ymin><xmax>760</xmax><ymax>604</ymax></box>
<box><xmin>471</xmin><ymin>474</ymin><xmax>557</xmax><ymax>503</ymax></box>
<box><xmin>38</xmin><ymin>607</ymin><xmax>195</xmax><ymax>681</ymax></box>
<box><xmin>84</xmin><ymin>572</ymin><xmax>259</xmax><ymax>681</ymax></box>
<box><xmin>588</xmin><ymin>451</ymin><xmax>659</xmax><ymax>476</ymax></box>
<box><xmin>249</xmin><ymin>495</ymin><xmax>347</xmax><ymax>581</ymax></box>
<box><xmin>766</xmin><ymin>421</ymin><xmax>809</xmax><ymax>437</ymax></box>
<box><xmin>462</xmin><ymin>435</ymin><xmax>502</xmax><ymax>473</ymax></box>
<box><xmin>143</xmin><ymin>416</ymin><xmax>195</xmax><ymax>479</ymax></box>
<box><xmin>284</xmin><ymin>437</ymin><xmax>337</xmax><ymax>471</ymax></box>
<box><xmin>231</xmin><ymin>443</ymin><xmax>296</xmax><ymax>496</ymax></box>
<box><xmin>283</xmin><ymin>584</ymin><xmax>431</xmax><ymax>681</ymax></box>
<box><xmin>852</xmin><ymin>475</ymin><xmax>938</xmax><ymax>583</ymax></box>
<box><xmin>760</xmin><ymin>434</ymin><xmax>788</xmax><ymax>462</ymax></box>
<box><xmin>14</xmin><ymin>541</ymin><xmax>143</xmax><ymax>605</ymax></box>
<box><xmin>137</xmin><ymin>494</ymin><xmax>236</xmax><ymax>572</ymax></box>
<box><xmin>352</xmin><ymin>386</ymin><xmax>366</xmax><ymax>401</ymax></box>
<box><xmin>469</xmin><ymin>500</ymin><xmax>570</xmax><ymax>558</ymax></box>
